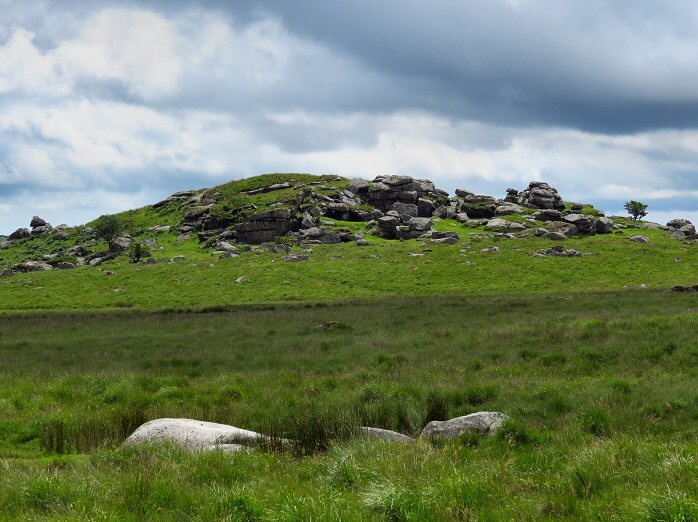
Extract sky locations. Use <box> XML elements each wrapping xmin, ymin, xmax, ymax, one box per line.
<box><xmin>2</xmin><ymin>0</ymin><xmax>698</xmax><ymax>233</ymax></box>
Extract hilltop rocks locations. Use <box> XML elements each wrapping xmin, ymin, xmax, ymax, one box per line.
<box><xmin>123</xmin><ymin>418</ymin><xmax>281</xmax><ymax>451</ymax></box>
<box><xmin>667</xmin><ymin>219</ymin><xmax>696</xmax><ymax>236</ymax></box>
<box><xmin>367</xmin><ymin>175</ymin><xmax>443</xmax><ymax>212</ymax></box>
<box><xmin>516</xmin><ymin>181</ymin><xmax>565</xmax><ymax>210</ymax></box>
<box><xmin>495</xmin><ymin>203</ymin><xmax>523</xmax><ymax>215</ymax></box>
<box><xmin>9</xmin><ymin>228</ymin><xmax>30</xmax><ymax>240</ymax></box>
<box><xmin>420</xmin><ymin>412</ymin><xmax>508</xmax><ymax>440</ymax></box>
<box><xmin>457</xmin><ymin>194</ymin><xmax>497</xmax><ymax>218</ymax></box>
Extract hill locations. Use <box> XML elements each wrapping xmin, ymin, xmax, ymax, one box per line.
<box><xmin>0</xmin><ymin>173</ymin><xmax>696</xmax><ymax>311</ymax></box>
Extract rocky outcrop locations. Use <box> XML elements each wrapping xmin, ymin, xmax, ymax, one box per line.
<box><xmin>515</xmin><ymin>181</ymin><xmax>565</xmax><ymax>210</ymax></box>
<box><xmin>667</xmin><ymin>219</ymin><xmax>696</xmax><ymax>236</ymax></box>
<box><xmin>367</xmin><ymin>175</ymin><xmax>444</xmax><ymax>212</ymax></box>
<box><xmin>420</xmin><ymin>412</ymin><xmax>508</xmax><ymax>440</ymax></box>
<box><xmin>562</xmin><ymin>214</ymin><xmax>596</xmax><ymax>235</ymax></box>
<box><xmin>235</xmin><ymin>209</ymin><xmax>296</xmax><ymax>244</ymax></box>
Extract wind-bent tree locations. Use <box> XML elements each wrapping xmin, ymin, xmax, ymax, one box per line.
<box><xmin>624</xmin><ymin>200</ymin><xmax>648</xmax><ymax>221</ymax></box>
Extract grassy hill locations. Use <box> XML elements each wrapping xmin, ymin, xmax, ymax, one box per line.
<box><xmin>0</xmin><ymin>173</ymin><xmax>696</xmax><ymax>520</ymax></box>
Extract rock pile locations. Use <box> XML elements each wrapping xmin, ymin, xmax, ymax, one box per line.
<box><xmin>667</xmin><ymin>219</ymin><xmax>697</xmax><ymax>239</ymax></box>
<box><xmin>514</xmin><ymin>181</ymin><xmax>565</xmax><ymax>210</ymax></box>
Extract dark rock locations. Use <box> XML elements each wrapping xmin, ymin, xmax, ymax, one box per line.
<box><xmin>30</xmin><ymin>216</ymin><xmax>47</xmax><ymax>228</ymax></box>
<box><xmin>417</xmin><ymin>198</ymin><xmax>435</xmax><ymax>217</ymax></box>
<box><xmin>55</xmin><ymin>262</ymin><xmax>76</xmax><ymax>269</ymax></box>
<box><xmin>9</xmin><ymin>228</ymin><xmax>30</xmax><ymax>240</ymax></box>
<box><xmin>596</xmin><ymin>217</ymin><xmax>614</xmax><ymax>234</ymax></box>
<box><xmin>235</xmin><ymin>209</ymin><xmax>296</xmax><ymax>244</ymax></box>
<box><xmin>13</xmin><ymin>261</ymin><xmax>53</xmax><ymax>272</ymax></box>
<box><xmin>543</xmin><ymin>232</ymin><xmax>567</xmax><ymax>241</ymax></box>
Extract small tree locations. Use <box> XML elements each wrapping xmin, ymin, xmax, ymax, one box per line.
<box><xmin>93</xmin><ymin>214</ymin><xmax>123</xmax><ymax>247</ymax></box>
<box><xmin>624</xmin><ymin>200</ymin><xmax>648</xmax><ymax>221</ymax></box>
<box><xmin>128</xmin><ymin>242</ymin><xmax>150</xmax><ymax>263</ymax></box>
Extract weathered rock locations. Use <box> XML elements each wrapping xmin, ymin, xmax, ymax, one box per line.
<box><xmin>595</xmin><ymin>217</ymin><xmax>614</xmax><ymax>234</ymax></box>
<box><xmin>9</xmin><ymin>228</ymin><xmax>30</xmax><ymax>240</ymax></box>
<box><xmin>30</xmin><ymin>216</ymin><xmax>47</xmax><ymax>228</ymax></box>
<box><xmin>628</xmin><ymin>235</ymin><xmax>650</xmax><ymax>243</ymax></box>
<box><xmin>535</xmin><ymin>246</ymin><xmax>581</xmax><ymax>257</ymax></box>
<box><xmin>54</xmin><ymin>262</ymin><xmax>76</xmax><ymax>269</ymax></box>
<box><xmin>377</xmin><ymin>215</ymin><xmax>400</xmax><ymax>239</ymax></box>
<box><xmin>417</xmin><ymin>198</ymin><xmax>435</xmax><ymax>217</ymax></box>
<box><xmin>13</xmin><ymin>261</ymin><xmax>53</xmax><ymax>272</ymax></box>
<box><xmin>0</xmin><ymin>269</ymin><xmax>13</xmax><ymax>277</ymax></box>
<box><xmin>534</xmin><ymin>209</ymin><xmax>563</xmax><ymax>222</ymax></box>
<box><xmin>284</xmin><ymin>253</ymin><xmax>309</xmax><ymax>262</ymax></box>
<box><xmin>123</xmin><ymin>418</ymin><xmax>276</xmax><ymax>450</ymax></box>
<box><xmin>148</xmin><ymin>225</ymin><xmax>171</xmax><ymax>233</ymax></box>
<box><xmin>360</xmin><ymin>427</ymin><xmax>413</xmax><ymax>442</ymax></box>
<box><xmin>347</xmin><ymin>179</ymin><xmax>370</xmax><ymax>195</ymax></box>
<box><xmin>485</xmin><ymin>218</ymin><xmax>513</xmax><ymax>230</ymax></box>
<box><xmin>301</xmin><ymin>212</ymin><xmax>315</xmax><ymax>229</ymax></box>
<box><xmin>244</xmin><ymin>182</ymin><xmax>291</xmax><ymax>195</ymax></box>
<box><xmin>235</xmin><ymin>209</ymin><xmax>295</xmax><ymax>244</ymax></box>
<box><xmin>516</xmin><ymin>181</ymin><xmax>565</xmax><ymax>210</ymax></box>
<box><xmin>391</xmin><ymin>202</ymin><xmax>419</xmax><ymax>221</ymax></box>
<box><xmin>666</xmin><ymin>219</ymin><xmax>695</xmax><ymax>236</ymax></box>
<box><xmin>543</xmin><ymin>232</ymin><xmax>567</xmax><ymax>241</ymax></box>
<box><xmin>215</xmin><ymin>241</ymin><xmax>237</xmax><ymax>252</ymax></box>
<box><xmin>563</xmin><ymin>214</ymin><xmax>596</xmax><ymax>234</ymax></box>
<box><xmin>495</xmin><ymin>203</ymin><xmax>523</xmax><ymax>215</ymax></box>
<box><xmin>300</xmin><ymin>227</ymin><xmax>341</xmax><ymax>244</ymax></box>
<box><xmin>408</xmin><ymin>217</ymin><xmax>432</xmax><ymax>232</ymax></box>
<box><xmin>546</xmin><ymin>221</ymin><xmax>578</xmax><ymax>236</ymax></box>
<box><xmin>111</xmin><ymin>236</ymin><xmax>133</xmax><ymax>251</ymax></box>
<box><xmin>420</xmin><ymin>412</ymin><xmax>508</xmax><ymax>440</ymax></box>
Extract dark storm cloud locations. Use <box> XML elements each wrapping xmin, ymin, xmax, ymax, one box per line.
<box><xmin>150</xmin><ymin>0</ymin><xmax>698</xmax><ymax>134</ymax></box>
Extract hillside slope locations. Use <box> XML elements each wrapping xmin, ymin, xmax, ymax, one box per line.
<box><xmin>0</xmin><ymin>173</ymin><xmax>696</xmax><ymax>311</ymax></box>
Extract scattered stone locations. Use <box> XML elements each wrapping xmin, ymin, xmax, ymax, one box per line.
<box><xmin>284</xmin><ymin>253</ymin><xmax>309</xmax><ymax>262</ymax></box>
<box><xmin>481</xmin><ymin>246</ymin><xmax>501</xmax><ymax>253</ymax></box>
<box><xmin>55</xmin><ymin>262</ymin><xmax>76</xmax><ymax>270</ymax></box>
<box><xmin>360</xmin><ymin>427</ymin><xmax>413</xmax><ymax>442</ymax></box>
<box><xmin>535</xmin><ymin>246</ymin><xmax>582</xmax><ymax>257</ymax></box>
<box><xmin>628</xmin><ymin>235</ymin><xmax>650</xmax><ymax>243</ymax></box>
<box><xmin>420</xmin><ymin>412</ymin><xmax>508</xmax><ymax>440</ymax></box>
<box><xmin>356</xmin><ymin>239</ymin><xmax>370</xmax><ymax>246</ymax></box>
<box><xmin>485</xmin><ymin>218</ymin><xmax>513</xmax><ymax>230</ymax></box>
<box><xmin>215</xmin><ymin>241</ymin><xmax>237</xmax><ymax>252</ymax></box>
<box><xmin>149</xmin><ymin>225</ymin><xmax>171</xmax><ymax>233</ymax></box>
<box><xmin>12</xmin><ymin>261</ymin><xmax>52</xmax><ymax>272</ymax></box>
<box><xmin>111</xmin><ymin>236</ymin><xmax>133</xmax><ymax>251</ymax></box>
<box><xmin>671</xmin><ymin>285</ymin><xmax>698</xmax><ymax>292</ymax></box>
<box><xmin>1</xmin><ymin>269</ymin><xmax>14</xmax><ymax>277</ymax></box>
<box><xmin>219</xmin><ymin>252</ymin><xmax>239</xmax><ymax>260</ymax></box>
<box><xmin>543</xmin><ymin>232</ymin><xmax>567</xmax><ymax>241</ymax></box>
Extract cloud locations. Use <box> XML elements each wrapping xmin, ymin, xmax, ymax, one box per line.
<box><xmin>1</xmin><ymin>1</ymin><xmax>698</xmax><ymax>233</ymax></box>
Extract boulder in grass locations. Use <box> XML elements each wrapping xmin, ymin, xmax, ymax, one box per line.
<box><xmin>360</xmin><ymin>427</ymin><xmax>414</xmax><ymax>442</ymax></box>
<box><xmin>628</xmin><ymin>235</ymin><xmax>650</xmax><ymax>243</ymax></box>
<box><xmin>123</xmin><ymin>418</ymin><xmax>282</xmax><ymax>450</ymax></box>
<box><xmin>420</xmin><ymin>411</ymin><xmax>508</xmax><ymax>440</ymax></box>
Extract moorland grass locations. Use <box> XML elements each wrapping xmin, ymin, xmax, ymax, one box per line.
<box><xmin>0</xmin><ymin>291</ymin><xmax>697</xmax><ymax>519</ymax></box>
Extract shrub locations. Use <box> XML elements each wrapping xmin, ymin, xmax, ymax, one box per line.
<box><xmin>92</xmin><ymin>214</ymin><xmax>123</xmax><ymax>246</ymax></box>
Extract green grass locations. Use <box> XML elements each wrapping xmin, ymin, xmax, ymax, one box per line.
<box><xmin>1</xmin><ymin>223</ymin><xmax>697</xmax><ymax>311</ymax></box>
<box><xmin>0</xmin><ymin>292</ymin><xmax>697</xmax><ymax>519</ymax></box>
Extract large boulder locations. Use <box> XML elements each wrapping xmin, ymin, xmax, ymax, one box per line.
<box><xmin>420</xmin><ymin>412</ymin><xmax>508</xmax><ymax>440</ymax></box>
<box><xmin>546</xmin><ymin>221</ymin><xmax>578</xmax><ymax>236</ymax></box>
<box><xmin>391</xmin><ymin>202</ymin><xmax>419</xmax><ymax>221</ymax></box>
<box><xmin>563</xmin><ymin>214</ymin><xmax>596</xmax><ymax>234</ymax></box>
<box><xmin>30</xmin><ymin>216</ymin><xmax>47</xmax><ymax>228</ymax></box>
<box><xmin>495</xmin><ymin>203</ymin><xmax>523</xmax><ymax>215</ymax></box>
<box><xmin>666</xmin><ymin>219</ymin><xmax>696</xmax><ymax>236</ymax></box>
<box><xmin>346</xmin><ymin>179</ymin><xmax>370</xmax><ymax>195</ymax></box>
<box><xmin>485</xmin><ymin>218</ymin><xmax>514</xmax><ymax>230</ymax></box>
<box><xmin>595</xmin><ymin>216</ymin><xmax>614</xmax><ymax>234</ymax></box>
<box><xmin>408</xmin><ymin>217</ymin><xmax>432</xmax><ymax>232</ymax></box>
<box><xmin>123</xmin><ymin>418</ymin><xmax>278</xmax><ymax>450</ymax></box>
<box><xmin>9</xmin><ymin>228</ymin><xmax>30</xmax><ymax>240</ymax></box>
<box><xmin>111</xmin><ymin>236</ymin><xmax>134</xmax><ymax>251</ymax></box>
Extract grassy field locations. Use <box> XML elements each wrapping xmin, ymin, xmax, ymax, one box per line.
<box><xmin>1</xmin><ymin>291</ymin><xmax>697</xmax><ymax>520</ymax></box>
